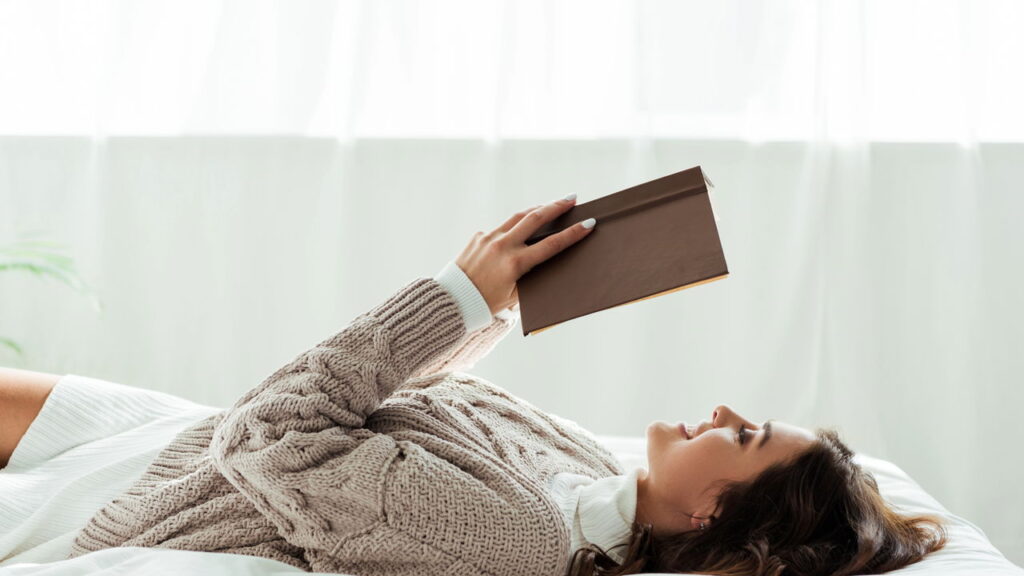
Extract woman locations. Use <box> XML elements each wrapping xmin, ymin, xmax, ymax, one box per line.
<box><xmin>0</xmin><ymin>195</ymin><xmax>945</xmax><ymax>576</ymax></box>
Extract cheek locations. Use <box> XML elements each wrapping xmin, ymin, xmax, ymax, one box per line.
<box><xmin>651</xmin><ymin>445</ymin><xmax>709</xmax><ymax>510</ymax></box>
<box><xmin>662</xmin><ymin>440</ymin><xmax>727</xmax><ymax>485</ymax></box>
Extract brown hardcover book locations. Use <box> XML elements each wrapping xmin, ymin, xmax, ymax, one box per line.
<box><xmin>517</xmin><ymin>165</ymin><xmax>728</xmax><ymax>336</ymax></box>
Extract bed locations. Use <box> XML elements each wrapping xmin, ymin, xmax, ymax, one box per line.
<box><xmin>1</xmin><ymin>435</ymin><xmax>1020</xmax><ymax>576</ymax></box>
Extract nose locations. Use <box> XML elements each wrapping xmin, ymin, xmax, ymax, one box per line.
<box><xmin>694</xmin><ymin>405</ymin><xmax>739</xmax><ymax>437</ymax></box>
<box><xmin>712</xmin><ymin>404</ymin><xmax>759</xmax><ymax>431</ymax></box>
<box><xmin>712</xmin><ymin>404</ymin><xmax>732</xmax><ymax>426</ymax></box>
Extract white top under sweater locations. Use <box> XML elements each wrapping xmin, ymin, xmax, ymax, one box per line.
<box><xmin>0</xmin><ymin>260</ymin><xmax>637</xmax><ymax>568</ymax></box>
<box><xmin>0</xmin><ymin>375</ymin><xmax>222</xmax><ymax>567</ymax></box>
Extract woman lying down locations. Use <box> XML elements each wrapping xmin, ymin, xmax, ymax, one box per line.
<box><xmin>0</xmin><ymin>196</ymin><xmax>947</xmax><ymax>576</ymax></box>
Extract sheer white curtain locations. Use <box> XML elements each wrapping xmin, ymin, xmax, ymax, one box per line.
<box><xmin>1</xmin><ymin>0</ymin><xmax>1022</xmax><ymax>564</ymax></box>
<box><xmin>3</xmin><ymin>0</ymin><xmax>1023</xmax><ymax>139</ymax></box>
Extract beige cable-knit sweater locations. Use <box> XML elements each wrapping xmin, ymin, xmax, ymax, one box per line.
<box><xmin>67</xmin><ymin>276</ymin><xmax>624</xmax><ymax>576</ymax></box>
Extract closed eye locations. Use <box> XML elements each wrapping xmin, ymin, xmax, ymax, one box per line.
<box><xmin>737</xmin><ymin>425</ymin><xmax>747</xmax><ymax>446</ymax></box>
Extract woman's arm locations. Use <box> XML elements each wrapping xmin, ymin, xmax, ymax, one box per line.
<box><xmin>208</xmin><ymin>277</ymin><xmax>471</xmax><ymax>555</ymax></box>
<box><xmin>406</xmin><ymin>309</ymin><xmax>518</xmax><ymax>380</ymax></box>
<box><xmin>405</xmin><ymin>259</ymin><xmax>521</xmax><ymax>380</ymax></box>
<box><xmin>208</xmin><ymin>198</ymin><xmax>596</xmax><ymax>570</ymax></box>
<box><xmin>0</xmin><ymin>367</ymin><xmax>60</xmax><ymax>468</ymax></box>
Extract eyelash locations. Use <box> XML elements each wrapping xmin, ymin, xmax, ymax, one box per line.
<box><xmin>738</xmin><ymin>426</ymin><xmax>747</xmax><ymax>446</ymax></box>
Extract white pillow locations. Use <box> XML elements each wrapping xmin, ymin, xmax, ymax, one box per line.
<box><xmin>594</xmin><ymin>435</ymin><xmax>1024</xmax><ymax>576</ymax></box>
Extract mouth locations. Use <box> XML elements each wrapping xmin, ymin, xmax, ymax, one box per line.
<box><xmin>678</xmin><ymin>422</ymin><xmax>691</xmax><ymax>439</ymax></box>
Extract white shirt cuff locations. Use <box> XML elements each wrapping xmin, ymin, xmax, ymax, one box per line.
<box><xmin>494</xmin><ymin>305</ymin><xmax>519</xmax><ymax>321</ymax></box>
<box><xmin>432</xmin><ymin>260</ymin><xmax>495</xmax><ymax>333</ymax></box>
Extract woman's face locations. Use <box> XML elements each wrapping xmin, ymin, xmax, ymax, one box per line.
<box><xmin>636</xmin><ymin>404</ymin><xmax>816</xmax><ymax>535</ymax></box>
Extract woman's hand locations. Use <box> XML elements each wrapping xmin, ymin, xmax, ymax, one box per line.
<box><xmin>455</xmin><ymin>195</ymin><xmax>597</xmax><ymax>316</ymax></box>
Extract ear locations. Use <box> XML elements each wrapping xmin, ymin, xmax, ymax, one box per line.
<box><xmin>689</xmin><ymin>497</ymin><xmax>718</xmax><ymax>531</ymax></box>
<box><xmin>689</xmin><ymin>514</ymin><xmax>711</xmax><ymax>531</ymax></box>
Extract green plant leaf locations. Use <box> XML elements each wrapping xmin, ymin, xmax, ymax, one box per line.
<box><xmin>0</xmin><ymin>248</ymin><xmax>74</xmax><ymax>267</ymax></box>
<box><xmin>0</xmin><ymin>337</ymin><xmax>25</xmax><ymax>358</ymax></box>
<box><xmin>0</xmin><ymin>234</ymin><xmax>104</xmax><ymax>321</ymax></box>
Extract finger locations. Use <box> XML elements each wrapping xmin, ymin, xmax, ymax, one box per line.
<box><xmin>505</xmin><ymin>197</ymin><xmax>577</xmax><ymax>245</ymax></box>
<box><xmin>519</xmin><ymin>215</ymin><xmax>595</xmax><ymax>272</ymax></box>
<box><xmin>496</xmin><ymin>204</ymin><xmax>543</xmax><ymax>234</ymax></box>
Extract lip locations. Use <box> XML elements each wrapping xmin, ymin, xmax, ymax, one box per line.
<box><xmin>678</xmin><ymin>422</ymin><xmax>690</xmax><ymax>439</ymax></box>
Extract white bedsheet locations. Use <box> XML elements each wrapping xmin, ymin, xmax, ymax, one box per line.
<box><xmin>1</xmin><ymin>435</ymin><xmax>1020</xmax><ymax>576</ymax></box>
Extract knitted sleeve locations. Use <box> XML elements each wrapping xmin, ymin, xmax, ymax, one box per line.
<box><xmin>406</xmin><ymin>306</ymin><xmax>519</xmax><ymax>380</ymax></box>
<box><xmin>207</xmin><ymin>279</ymin><xmax>468</xmax><ymax>560</ymax></box>
<box><xmin>206</xmin><ymin>278</ymin><xmax>547</xmax><ymax>575</ymax></box>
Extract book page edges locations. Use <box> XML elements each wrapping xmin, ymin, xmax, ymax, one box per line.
<box><xmin>524</xmin><ymin>273</ymin><xmax>730</xmax><ymax>336</ymax></box>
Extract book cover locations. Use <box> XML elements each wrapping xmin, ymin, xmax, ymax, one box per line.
<box><xmin>517</xmin><ymin>165</ymin><xmax>728</xmax><ymax>336</ymax></box>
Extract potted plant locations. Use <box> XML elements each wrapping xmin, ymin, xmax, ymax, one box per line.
<box><xmin>0</xmin><ymin>233</ymin><xmax>100</xmax><ymax>359</ymax></box>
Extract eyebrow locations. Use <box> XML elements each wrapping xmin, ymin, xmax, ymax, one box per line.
<box><xmin>758</xmin><ymin>420</ymin><xmax>773</xmax><ymax>449</ymax></box>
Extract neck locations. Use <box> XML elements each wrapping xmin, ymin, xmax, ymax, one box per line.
<box><xmin>634</xmin><ymin>468</ymin><xmax>652</xmax><ymax>526</ymax></box>
<box><xmin>634</xmin><ymin>469</ymin><xmax>704</xmax><ymax>536</ymax></box>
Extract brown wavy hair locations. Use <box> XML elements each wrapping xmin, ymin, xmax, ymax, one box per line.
<box><xmin>568</xmin><ymin>429</ymin><xmax>947</xmax><ymax>576</ymax></box>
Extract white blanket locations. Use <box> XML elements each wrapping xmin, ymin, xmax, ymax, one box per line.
<box><xmin>1</xmin><ymin>435</ymin><xmax>1020</xmax><ymax>576</ymax></box>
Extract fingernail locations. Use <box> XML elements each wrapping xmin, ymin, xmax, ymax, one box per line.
<box><xmin>581</xmin><ymin>217</ymin><xmax>596</xmax><ymax>229</ymax></box>
<box><xmin>561</xmin><ymin>193</ymin><xmax>576</xmax><ymax>203</ymax></box>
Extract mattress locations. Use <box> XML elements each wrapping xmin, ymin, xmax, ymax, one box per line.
<box><xmin>0</xmin><ymin>435</ymin><xmax>1019</xmax><ymax>576</ymax></box>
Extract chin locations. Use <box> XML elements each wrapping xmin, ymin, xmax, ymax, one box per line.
<box><xmin>645</xmin><ymin>425</ymin><xmax>664</xmax><ymax>474</ymax></box>
<box><xmin>645</xmin><ymin>421</ymin><xmax>671</xmax><ymax>451</ymax></box>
